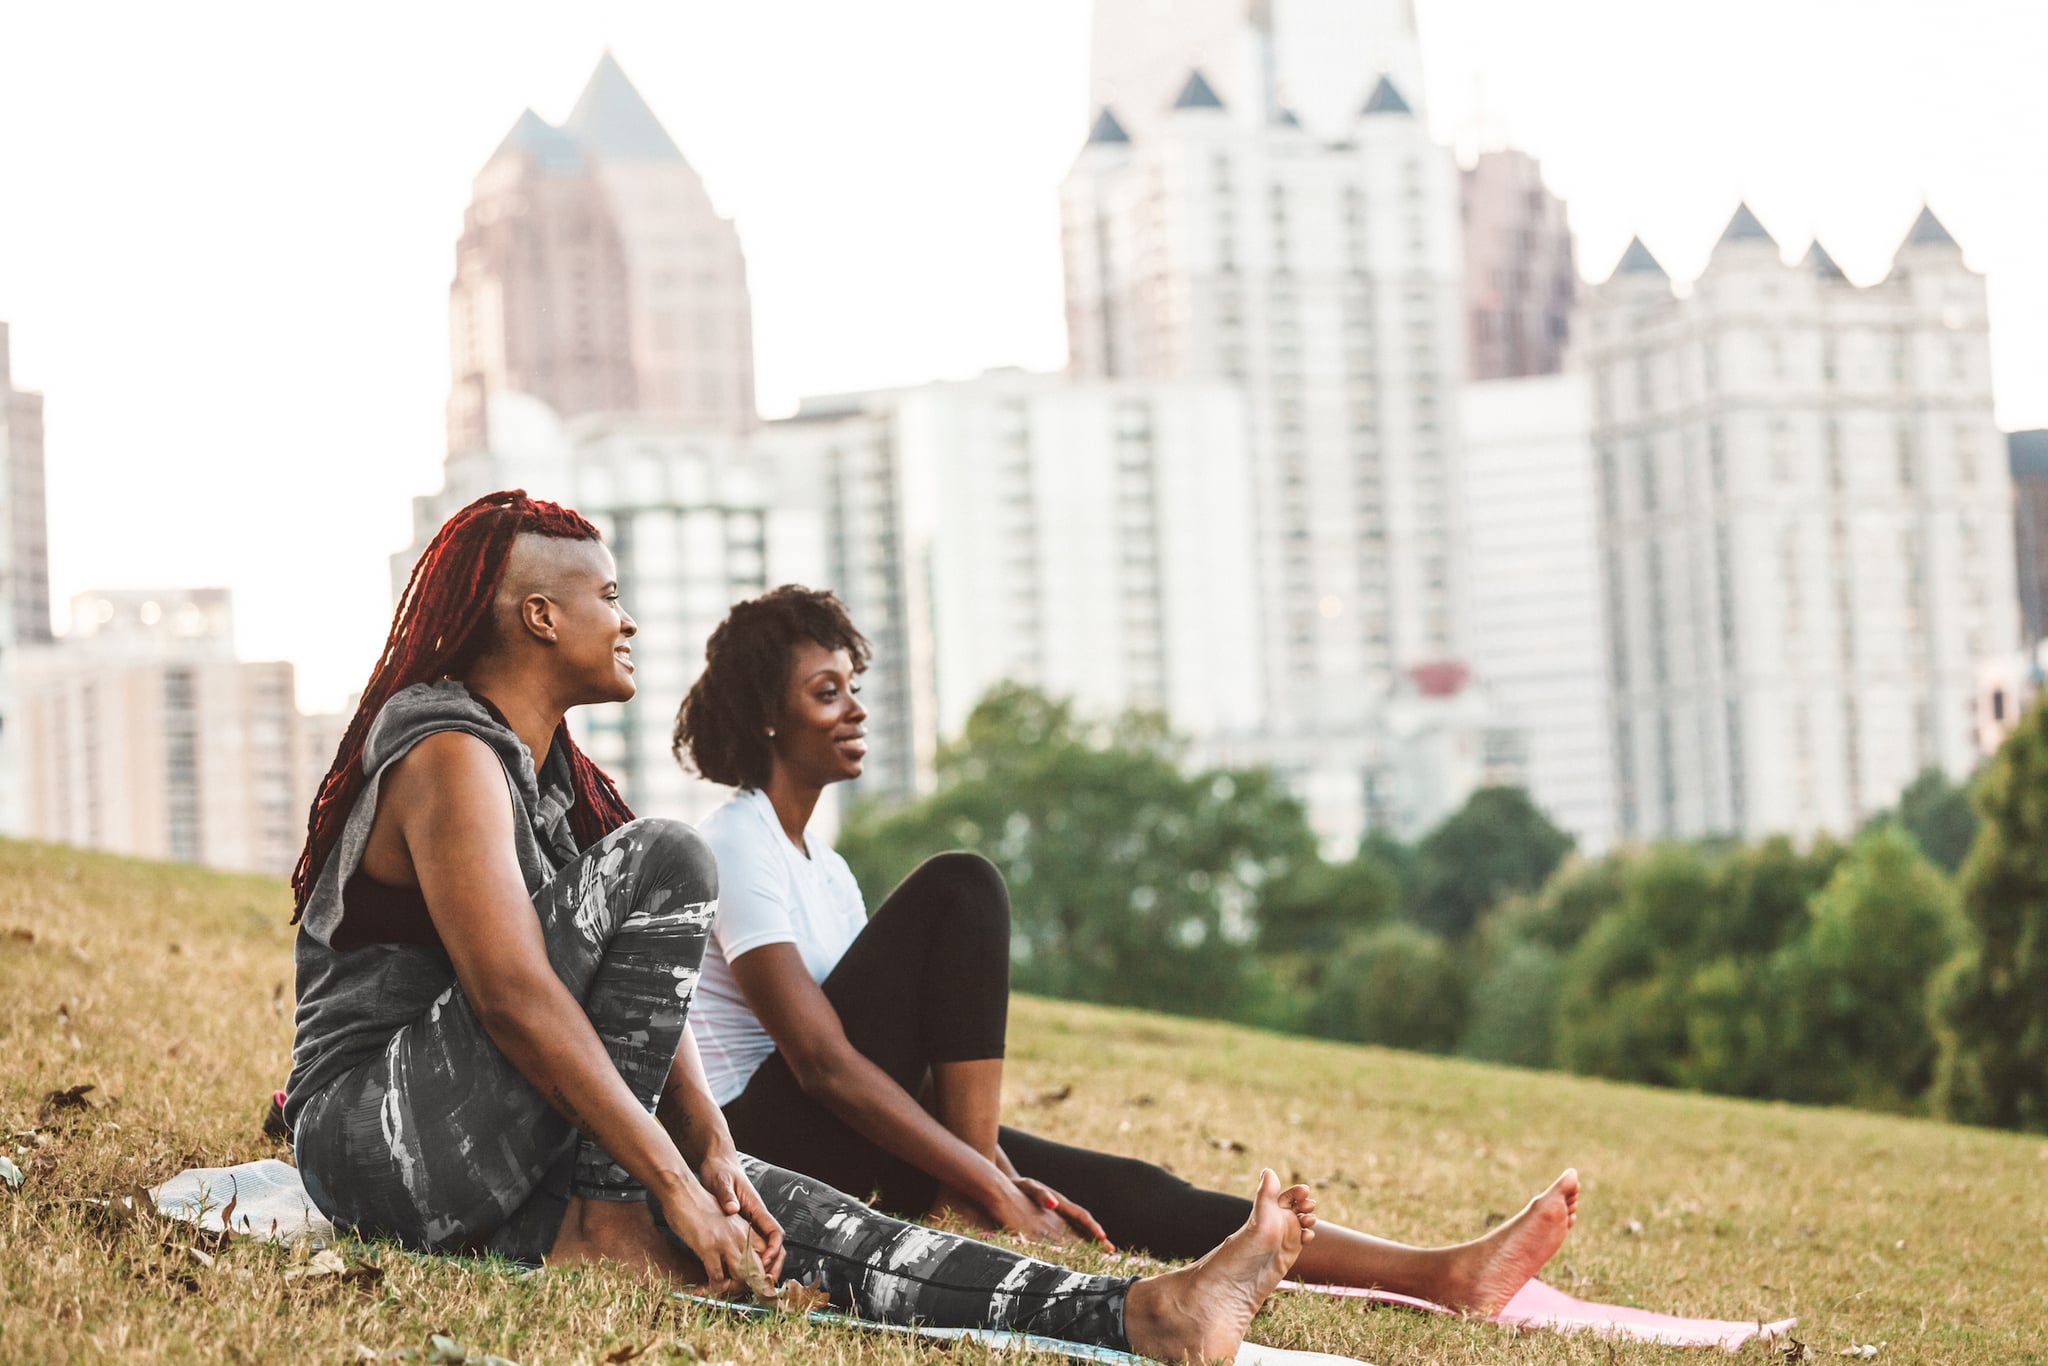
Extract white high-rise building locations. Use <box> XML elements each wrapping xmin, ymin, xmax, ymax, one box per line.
<box><xmin>1461</xmin><ymin>373</ymin><xmax>1616</xmax><ymax>851</ymax></box>
<box><xmin>1586</xmin><ymin>204</ymin><xmax>2018</xmax><ymax>840</ymax></box>
<box><xmin>16</xmin><ymin>590</ymin><xmax>318</xmax><ymax>873</ymax></box>
<box><xmin>0</xmin><ymin>321</ymin><xmax>52</xmax><ymax>835</ymax></box>
<box><xmin>1088</xmin><ymin>0</ymin><xmax>1427</xmax><ymax>141</ymax></box>
<box><xmin>764</xmin><ymin>370</ymin><xmax>1263</xmax><ymax>752</ymax></box>
<box><xmin>1062</xmin><ymin>57</ymin><xmax>1470</xmax><ymax>842</ymax></box>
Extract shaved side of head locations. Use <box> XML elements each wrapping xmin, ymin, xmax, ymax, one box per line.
<box><xmin>493</xmin><ymin>532</ymin><xmax>614</xmax><ymax>642</ymax></box>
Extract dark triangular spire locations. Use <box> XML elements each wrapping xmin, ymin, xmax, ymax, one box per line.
<box><xmin>1613</xmin><ymin>236</ymin><xmax>1666</xmax><ymax>278</ymax></box>
<box><xmin>1172</xmin><ymin>69</ymin><xmax>1225</xmax><ymax>110</ymax></box>
<box><xmin>564</xmin><ymin>51</ymin><xmax>684</xmax><ymax>161</ymax></box>
<box><xmin>1718</xmin><ymin>201</ymin><xmax>1775</xmax><ymax>246</ymax></box>
<box><xmin>1360</xmin><ymin>75</ymin><xmax>1412</xmax><ymax>115</ymax></box>
<box><xmin>1803</xmin><ymin>240</ymin><xmax>1846</xmax><ymax>280</ymax></box>
<box><xmin>1904</xmin><ymin>203</ymin><xmax>1959</xmax><ymax>249</ymax></box>
<box><xmin>1087</xmin><ymin>107</ymin><xmax>1131</xmax><ymax>145</ymax></box>
<box><xmin>489</xmin><ymin>108</ymin><xmax>584</xmax><ymax>172</ymax></box>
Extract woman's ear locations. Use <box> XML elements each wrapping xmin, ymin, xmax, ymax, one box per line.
<box><xmin>520</xmin><ymin>592</ymin><xmax>558</xmax><ymax>643</ymax></box>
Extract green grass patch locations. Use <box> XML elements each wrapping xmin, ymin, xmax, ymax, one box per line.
<box><xmin>2</xmin><ymin>839</ymin><xmax>2045</xmax><ymax>1363</ymax></box>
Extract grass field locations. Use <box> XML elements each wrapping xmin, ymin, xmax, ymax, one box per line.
<box><xmin>2</xmin><ymin>839</ymin><xmax>2044</xmax><ymax>1365</ymax></box>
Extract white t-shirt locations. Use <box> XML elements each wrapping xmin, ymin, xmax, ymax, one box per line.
<box><xmin>693</xmin><ymin>788</ymin><xmax>870</xmax><ymax>1105</ymax></box>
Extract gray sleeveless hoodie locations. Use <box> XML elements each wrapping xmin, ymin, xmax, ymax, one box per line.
<box><xmin>284</xmin><ymin>679</ymin><xmax>582</xmax><ymax>1129</ymax></box>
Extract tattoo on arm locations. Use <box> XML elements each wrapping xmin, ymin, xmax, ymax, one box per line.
<box><xmin>547</xmin><ymin>1086</ymin><xmax>588</xmax><ymax>1133</ymax></box>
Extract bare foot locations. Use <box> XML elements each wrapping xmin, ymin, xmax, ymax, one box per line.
<box><xmin>546</xmin><ymin>1195</ymin><xmax>702</xmax><ymax>1284</ymax></box>
<box><xmin>1443</xmin><ymin>1168</ymin><xmax>1579</xmax><ymax>1316</ymax></box>
<box><xmin>1126</xmin><ymin>1169</ymin><xmax>1317</xmax><ymax>1364</ymax></box>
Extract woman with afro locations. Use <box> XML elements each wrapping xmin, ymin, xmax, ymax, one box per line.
<box><xmin>677</xmin><ymin>583</ymin><xmax>1580</xmax><ymax>1313</ymax></box>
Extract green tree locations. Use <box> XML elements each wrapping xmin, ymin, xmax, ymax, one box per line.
<box><xmin>1553</xmin><ymin>844</ymin><xmax>1720</xmax><ymax>1085</ymax></box>
<box><xmin>1865</xmin><ymin>768</ymin><xmax>1980</xmax><ymax>874</ymax></box>
<box><xmin>1935</xmin><ymin>703</ymin><xmax>2048</xmax><ymax>1130</ymax></box>
<box><xmin>1459</xmin><ymin>938</ymin><xmax>1565</xmax><ymax>1068</ymax></box>
<box><xmin>1771</xmin><ymin>828</ymin><xmax>1961</xmax><ymax>1111</ymax></box>
<box><xmin>1256</xmin><ymin>853</ymin><xmax>1399</xmax><ymax>957</ymax></box>
<box><xmin>838</xmin><ymin>684</ymin><xmax>1318</xmax><ymax>1020</ymax></box>
<box><xmin>1406</xmin><ymin>787</ymin><xmax>1574</xmax><ymax>940</ymax></box>
<box><xmin>1301</xmin><ymin>923</ymin><xmax>1469</xmax><ymax>1053</ymax></box>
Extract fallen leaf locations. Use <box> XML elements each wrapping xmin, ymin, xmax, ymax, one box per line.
<box><xmin>3</xmin><ymin>926</ymin><xmax>32</xmax><ymax>942</ymax></box>
<box><xmin>740</xmin><ymin>1247</ymin><xmax>830</xmax><ymax>1313</ymax></box>
<box><xmin>285</xmin><ymin>1248</ymin><xmax>350</xmax><ymax>1282</ymax></box>
<box><xmin>217</xmin><ymin>1178</ymin><xmax>240</xmax><ymax>1240</ymax></box>
<box><xmin>1779</xmin><ymin>1340</ymin><xmax>1810</xmax><ymax>1363</ymax></box>
<box><xmin>1027</xmin><ymin>1084</ymin><xmax>1073</xmax><ymax>1106</ymax></box>
<box><xmin>1207</xmin><ymin>1135</ymin><xmax>1247</xmax><ymax>1155</ymax></box>
<box><xmin>39</xmin><ymin>1083</ymin><xmax>95</xmax><ymax>1120</ymax></box>
<box><xmin>603</xmin><ymin>1344</ymin><xmax>649</xmax><ymax>1363</ymax></box>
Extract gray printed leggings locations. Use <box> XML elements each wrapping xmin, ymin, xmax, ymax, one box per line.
<box><xmin>293</xmin><ymin>818</ymin><xmax>1133</xmax><ymax>1350</ymax></box>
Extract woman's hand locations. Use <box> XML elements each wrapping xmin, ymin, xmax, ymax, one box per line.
<box><xmin>662</xmin><ymin>1173</ymin><xmax>766</xmax><ymax>1299</ymax></box>
<box><xmin>699</xmin><ymin>1149</ymin><xmax>786</xmax><ymax>1284</ymax></box>
<box><xmin>987</xmin><ymin>1177</ymin><xmax>1112</xmax><ymax>1249</ymax></box>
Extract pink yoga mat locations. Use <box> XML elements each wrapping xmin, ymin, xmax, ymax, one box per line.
<box><xmin>1280</xmin><ymin>1277</ymin><xmax>1796</xmax><ymax>1350</ymax></box>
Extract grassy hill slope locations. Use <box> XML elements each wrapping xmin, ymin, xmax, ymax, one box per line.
<box><xmin>2</xmin><ymin>840</ymin><xmax>2043</xmax><ymax>1364</ymax></box>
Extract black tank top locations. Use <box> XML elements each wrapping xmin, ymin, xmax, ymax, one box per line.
<box><xmin>331</xmin><ymin>868</ymin><xmax>445</xmax><ymax>954</ymax></box>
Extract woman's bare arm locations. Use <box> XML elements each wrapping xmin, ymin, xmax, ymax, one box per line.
<box><xmin>379</xmin><ymin>732</ymin><xmax>767</xmax><ymax>1284</ymax></box>
<box><xmin>731</xmin><ymin>943</ymin><xmax>1053</xmax><ymax>1230</ymax></box>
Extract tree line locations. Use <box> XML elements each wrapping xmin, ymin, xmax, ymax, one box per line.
<box><xmin>839</xmin><ymin>684</ymin><xmax>2048</xmax><ymax>1132</ymax></box>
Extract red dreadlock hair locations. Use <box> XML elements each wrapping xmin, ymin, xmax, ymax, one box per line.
<box><xmin>290</xmin><ymin>489</ymin><xmax>635</xmax><ymax>921</ymax></box>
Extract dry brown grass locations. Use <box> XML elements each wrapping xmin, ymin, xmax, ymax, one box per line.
<box><xmin>3</xmin><ymin>838</ymin><xmax>2045</xmax><ymax>1364</ymax></box>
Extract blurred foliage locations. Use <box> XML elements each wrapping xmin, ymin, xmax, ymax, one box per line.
<box><xmin>1406</xmin><ymin>786</ymin><xmax>1574</xmax><ymax>940</ymax></box>
<box><xmin>842</xmin><ymin>682</ymin><xmax>2047</xmax><ymax>1128</ymax></box>
<box><xmin>839</xmin><ymin>684</ymin><xmax>1315</xmax><ymax>1019</ymax></box>
<box><xmin>1863</xmin><ymin>766</ymin><xmax>1980</xmax><ymax>874</ymax></box>
<box><xmin>1936</xmin><ymin>700</ymin><xmax>2048</xmax><ymax>1131</ymax></box>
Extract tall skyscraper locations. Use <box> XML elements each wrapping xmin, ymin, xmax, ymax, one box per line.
<box><xmin>1063</xmin><ymin>56</ymin><xmax>1469</xmax><ymax>841</ymax></box>
<box><xmin>1087</xmin><ymin>0</ymin><xmax>1427</xmax><ymax>141</ymax></box>
<box><xmin>1462</xmin><ymin>149</ymin><xmax>1577</xmax><ymax>381</ymax></box>
<box><xmin>446</xmin><ymin>54</ymin><xmax>756</xmax><ymax>457</ymax></box>
<box><xmin>1586</xmin><ymin>204</ymin><xmax>2017</xmax><ymax>840</ymax></box>
<box><xmin>0</xmin><ymin>322</ymin><xmax>51</xmax><ymax>646</ymax></box>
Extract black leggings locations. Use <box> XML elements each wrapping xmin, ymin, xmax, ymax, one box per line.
<box><xmin>720</xmin><ymin>852</ymin><xmax>1253</xmax><ymax>1260</ymax></box>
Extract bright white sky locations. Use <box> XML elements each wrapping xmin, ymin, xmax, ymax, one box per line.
<box><xmin>2</xmin><ymin>0</ymin><xmax>2043</xmax><ymax>712</ymax></box>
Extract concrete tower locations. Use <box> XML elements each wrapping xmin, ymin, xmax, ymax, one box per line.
<box><xmin>1063</xmin><ymin>61</ymin><xmax>1475</xmax><ymax>839</ymax></box>
<box><xmin>446</xmin><ymin>54</ymin><xmax>757</xmax><ymax>457</ymax></box>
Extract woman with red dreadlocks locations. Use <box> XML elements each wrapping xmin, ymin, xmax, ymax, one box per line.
<box><xmin>283</xmin><ymin>491</ymin><xmax>1321</xmax><ymax>1363</ymax></box>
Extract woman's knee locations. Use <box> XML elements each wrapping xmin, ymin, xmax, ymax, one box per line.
<box><xmin>611</xmin><ymin>817</ymin><xmax>717</xmax><ymax>902</ymax></box>
<box><xmin>907</xmin><ymin>851</ymin><xmax>1009</xmax><ymax>932</ymax></box>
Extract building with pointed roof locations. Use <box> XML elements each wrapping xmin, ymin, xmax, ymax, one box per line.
<box><xmin>1717</xmin><ymin>200</ymin><xmax>1775</xmax><ymax>246</ymax></box>
<box><xmin>1582</xmin><ymin>203</ymin><xmax>2015</xmax><ymax>841</ymax></box>
<box><xmin>1359</xmin><ymin>75</ymin><xmax>1411</xmax><ymax>116</ymax></box>
<box><xmin>1172</xmin><ymin>69</ymin><xmax>1226</xmax><ymax>110</ymax></box>
<box><xmin>1612</xmin><ymin>237</ymin><xmax>1667</xmax><ymax>278</ymax></box>
<box><xmin>1061</xmin><ymin>13</ymin><xmax>1493</xmax><ymax>844</ymax></box>
<box><xmin>446</xmin><ymin>52</ymin><xmax>756</xmax><ymax>456</ymax></box>
<box><xmin>1086</xmin><ymin>0</ymin><xmax>1427</xmax><ymax>141</ymax></box>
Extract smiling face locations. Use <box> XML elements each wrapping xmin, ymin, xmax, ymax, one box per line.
<box><xmin>498</xmin><ymin>534</ymin><xmax>638</xmax><ymax>706</ymax></box>
<box><xmin>769</xmin><ymin>638</ymin><xmax>867</xmax><ymax>788</ymax></box>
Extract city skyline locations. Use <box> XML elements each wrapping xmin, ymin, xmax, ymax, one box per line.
<box><xmin>2</xmin><ymin>0</ymin><xmax>2043</xmax><ymax>711</ymax></box>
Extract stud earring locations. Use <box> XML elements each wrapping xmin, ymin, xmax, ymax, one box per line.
<box><xmin>766</xmin><ymin>728</ymin><xmax>777</xmax><ymax>738</ymax></box>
